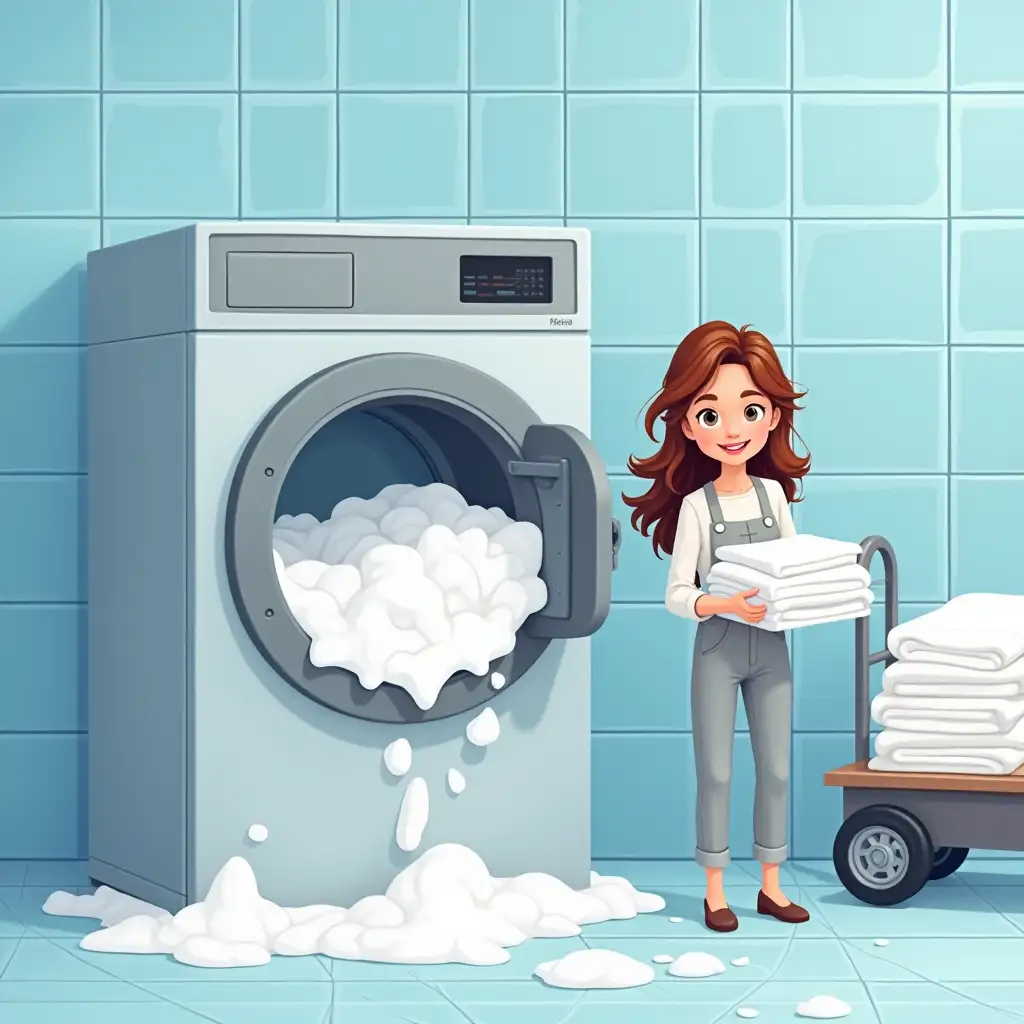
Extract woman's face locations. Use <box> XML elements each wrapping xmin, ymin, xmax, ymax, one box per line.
<box><xmin>681</xmin><ymin>363</ymin><xmax>781</xmax><ymax>467</ymax></box>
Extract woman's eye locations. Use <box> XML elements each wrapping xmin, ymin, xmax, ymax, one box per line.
<box><xmin>696</xmin><ymin>409</ymin><xmax>719</xmax><ymax>428</ymax></box>
<box><xmin>743</xmin><ymin>404</ymin><xmax>766</xmax><ymax>423</ymax></box>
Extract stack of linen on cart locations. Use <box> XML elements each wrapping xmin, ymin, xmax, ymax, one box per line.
<box><xmin>705</xmin><ymin>534</ymin><xmax>873</xmax><ymax>631</ymax></box>
<box><xmin>870</xmin><ymin>593</ymin><xmax>1024</xmax><ymax>775</ymax></box>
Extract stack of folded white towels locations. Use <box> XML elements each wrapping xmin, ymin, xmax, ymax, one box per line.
<box><xmin>705</xmin><ymin>534</ymin><xmax>874</xmax><ymax>632</ymax></box>
<box><xmin>870</xmin><ymin>594</ymin><xmax>1024</xmax><ymax>775</ymax></box>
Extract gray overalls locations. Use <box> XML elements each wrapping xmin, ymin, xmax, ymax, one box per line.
<box><xmin>691</xmin><ymin>477</ymin><xmax>792</xmax><ymax>869</ymax></box>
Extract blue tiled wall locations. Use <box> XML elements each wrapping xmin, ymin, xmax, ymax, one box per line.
<box><xmin>0</xmin><ymin>0</ymin><xmax>1020</xmax><ymax>864</ymax></box>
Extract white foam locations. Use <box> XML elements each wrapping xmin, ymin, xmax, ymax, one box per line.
<box><xmin>447</xmin><ymin>768</ymin><xmax>466</xmax><ymax>795</ymax></box>
<box><xmin>737</xmin><ymin>1009</ymin><xmax>759</xmax><ymax>1019</ymax></box>
<box><xmin>873</xmin><ymin>938</ymin><xmax>889</xmax><ymax>947</ymax></box>
<box><xmin>395</xmin><ymin>777</ymin><xmax>429</xmax><ymax>852</ymax></box>
<box><xmin>247</xmin><ymin>824</ymin><xmax>268</xmax><ymax>844</ymax></box>
<box><xmin>490</xmin><ymin>671</ymin><xmax>506</xmax><ymax>689</ymax></box>
<box><xmin>44</xmin><ymin>844</ymin><xmax>665</xmax><ymax>970</ymax></box>
<box><xmin>272</xmin><ymin>484</ymin><xmax>548</xmax><ymax>711</ymax></box>
<box><xmin>668</xmin><ymin>916</ymin><xmax>683</xmax><ymax>923</ymax></box>
<box><xmin>466</xmin><ymin>707</ymin><xmax>500</xmax><ymax>746</ymax></box>
<box><xmin>731</xmin><ymin>956</ymin><xmax>750</xmax><ymax>966</ymax></box>
<box><xmin>652</xmin><ymin>953</ymin><xmax>673</xmax><ymax>964</ymax></box>
<box><xmin>667</xmin><ymin>951</ymin><xmax>726</xmax><ymax>978</ymax></box>
<box><xmin>796</xmin><ymin>995</ymin><xmax>853</xmax><ymax>1019</ymax></box>
<box><xmin>383</xmin><ymin>738</ymin><xmax>412</xmax><ymax>777</ymax></box>
<box><xmin>535</xmin><ymin>949</ymin><xmax>655</xmax><ymax>989</ymax></box>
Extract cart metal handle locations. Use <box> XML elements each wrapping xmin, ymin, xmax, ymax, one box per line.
<box><xmin>855</xmin><ymin>535</ymin><xmax>899</xmax><ymax>762</ymax></box>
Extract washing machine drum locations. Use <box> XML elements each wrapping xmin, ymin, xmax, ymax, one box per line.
<box><xmin>226</xmin><ymin>352</ymin><xmax>616</xmax><ymax>724</ymax></box>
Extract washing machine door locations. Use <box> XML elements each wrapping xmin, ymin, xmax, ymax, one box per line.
<box><xmin>225</xmin><ymin>352</ymin><xmax>616</xmax><ymax>724</ymax></box>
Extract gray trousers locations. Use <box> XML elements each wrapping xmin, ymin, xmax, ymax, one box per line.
<box><xmin>691</xmin><ymin>616</ymin><xmax>792</xmax><ymax>868</ymax></box>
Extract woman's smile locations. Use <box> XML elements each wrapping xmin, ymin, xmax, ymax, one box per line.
<box><xmin>719</xmin><ymin>440</ymin><xmax>750</xmax><ymax>453</ymax></box>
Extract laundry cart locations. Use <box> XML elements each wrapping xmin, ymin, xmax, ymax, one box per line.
<box><xmin>824</xmin><ymin>535</ymin><xmax>1024</xmax><ymax>907</ymax></box>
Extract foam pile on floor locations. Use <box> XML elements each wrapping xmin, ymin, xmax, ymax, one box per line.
<box><xmin>796</xmin><ymin>995</ymin><xmax>852</xmax><ymax>1018</ymax></box>
<box><xmin>44</xmin><ymin>844</ymin><xmax>665</xmax><ymax>970</ymax></box>
<box><xmin>667</xmin><ymin>951</ymin><xmax>725</xmax><ymax>978</ymax></box>
<box><xmin>535</xmin><ymin>949</ymin><xmax>654</xmax><ymax>989</ymax></box>
<box><xmin>272</xmin><ymin>483</ymin><xmax>547</xmax><ymax>711</ymax></box>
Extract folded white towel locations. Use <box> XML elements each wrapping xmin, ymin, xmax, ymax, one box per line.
<box><xmin>875</xmin><ymin>717</ymin><xmax>1024</xmax><ymax>754</ymax></box>
<box><xmin>709</xmin><ymin>585</ymin><xmax>874</xmax><ymax>615</ymax></box>
<box><xmin>719</xmin><ymin>596</ymin><xmax>872</xmax><ymax>632</ymax></box>
<box><xmin>871</xmin><ymin>693</ymin><xmax>1024</xmax><ymax>735</ymax></box>
<box><xmin>713</xmin><ymin>534</ymin><xmax>862</xmax><ymax>579</ymax></box>
<box><xmin>887</xmin><ymin>593</ymin><xmax>1024</xmax><ymax>671</ymax></box>
<box><xmin>705</xmin><ymin>561</ymin><xmax>871</xmax><ymax>601</ymax></box>
<box><xmin>882</xmin><ymin>658</ymin><xmax>1024</xmax><ymax>698</ymax></box>
<box><xmin>869</xmin><ymin>751</ymin><xmax>1024</xmax><ymax>775</ymax></box>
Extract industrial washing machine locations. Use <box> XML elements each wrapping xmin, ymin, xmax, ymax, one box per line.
<box><xmin>85</xmin><ymin>222</ymin><xmax>616</xmax><ymax>911</ymax></box>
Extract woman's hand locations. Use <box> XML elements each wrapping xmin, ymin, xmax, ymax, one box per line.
<box><xmin>693</xmin><ymin>588</ymin><xmax>767</xmax><ymax>622</ymax></box>
<box><xmin>724</xmin><ymin>587</ymin><xmax>767</xmax><ymax>624</ymax></box>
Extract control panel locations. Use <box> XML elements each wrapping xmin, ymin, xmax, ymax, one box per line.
<box><xmin>460</xmin><ymin>255</ymin><xmax>553</xmax><ymax>304</ymax></box>
<box><xmin>207</xmin><ymin>234</ymin><xmax>577</xmax><ymax>316</ymax></box>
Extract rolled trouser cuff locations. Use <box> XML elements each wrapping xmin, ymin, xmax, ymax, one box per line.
<box><xmin>753</xmin><ymin>842</ymin><xmax>788</xmax><ymax>864</ymax></box>
<box><xmin>695</xmin><ymin>847</ymin><xmax>731</xmax><ymax>869</ymax></box>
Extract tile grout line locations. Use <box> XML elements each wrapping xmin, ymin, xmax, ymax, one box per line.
<box><xmin>336</xmin><ymin>0</ymin><xmax>342</xmax><ymax>219</ymax></box>
<box><xmin>562</xmin><ymin>0</ymin><xmax>567</xmax><ymax>227</ymax></box>
<box><xmin>17</xmin><ymin>86</ymin><xmax>1024</xmax><ymax>95</ymax></box>
<box><xmin>788</xmin><ymin>0</ymin><xmax>796</xmax><ymax>858</ymax></box>
<box><xmin>695</xmin><ymin>0</ymin><xmax>703</xmax><ymax>323</ymax></box>
<box><xmin>98</xmin><ymin>0</ymin><xmax>104</xmax><ymax>237</ymax></box>
<box><xmin>946</xmin><ymin>0</ymin><xmax>953</xmax><ymax>602</ymax></box>
<box><xmin>237</xmin><ymin>0</ymin><xmax>243</xmax><ymax>220</ymax></box>
<box><xmin>465</xmin><ymin>0</ymin><xmax>472</xmax><ymax>222</ymax></box>
<box><xmin>15</xmin><ymin>213</ymin><xmax>1024</xmax><ymax>222</ymax></box>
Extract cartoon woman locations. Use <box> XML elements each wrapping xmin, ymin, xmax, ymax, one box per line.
<box><xmin>624</xmin><ymin>322</ymin><xmax>811</xmax><ymax>932</ymax></box>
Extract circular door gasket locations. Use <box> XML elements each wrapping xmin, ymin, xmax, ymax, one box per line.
<box><xmin>225</xmin><ymin>352</ymin><xmax>551</xmax><ymax>724</ymax></box>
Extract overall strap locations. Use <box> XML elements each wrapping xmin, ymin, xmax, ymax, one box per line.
<box><xmin>702</xmin><ymin>481</ymin><xmax>724</xmax><ymax>526</ymax></box>
<box><xmin>751</xmin><ymin>477</ymin><xmax>775</xmax><ymax>521</ymax></box>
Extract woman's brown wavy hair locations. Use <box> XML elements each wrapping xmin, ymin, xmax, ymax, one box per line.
<box><xmin>623</xmin><ymin>321</ymin><xmax>810</xmax><ymax>560</ymax></box>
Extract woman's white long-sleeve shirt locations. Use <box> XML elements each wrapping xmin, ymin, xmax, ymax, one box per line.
<box><xmin>665</xmin><ymin>479</ymin><xmax>797</xmax><ymax>621</ymax></box>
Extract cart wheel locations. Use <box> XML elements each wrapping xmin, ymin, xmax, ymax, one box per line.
<box><xmin>929</xmin><ymin>846</ymin><xmax>970</xmax><ymax>880</ymax></box>
<box><xmin>833</xmin><ymin>805</ymin><xmax>934</xmax><ymax>906</ymax></box>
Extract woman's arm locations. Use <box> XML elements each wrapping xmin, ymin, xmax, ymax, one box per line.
<box><xmin>665</xmin><ymin>500</ymin><xmax>733</xmax><ymax>620</ymax></box>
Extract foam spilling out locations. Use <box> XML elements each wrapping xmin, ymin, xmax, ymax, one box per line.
<box><xmin>383</xmin><ymin>738</ymin><xmax>412</xmax><ymax>777</ymax></box>
<box><xmin>873</xmin><ymin>938</ymin><xmax>889</xmax><ymax>947</ymax></box>
<box><xmin>466</xmin><ymin>707</ymin><xmax>500</xmax><ymax>747</ymax></box>
<box><xmin>247</xmin><ymin>824</ymin><xmax>268</xmax><ymax>844</ymax></box>
<box><xmin>44</xmin><ymin>844</ymin><xmax>665</xmax><ymax>970</ymax></box>
<box><xmin>272</xmin><ymin>483</ymin><xmax>548</xmax><ymax>711</ymax></box>
<box><xmin>668</xmin><ymin>916</ymin><xmax>683</xmax><ymax>923</ymax></box>
<box><xmin>652</xmin><ymin>954</ymin><xmax>673</xmax><ymax>964</ymax></box>
<box><xmin>490</xmin><ymin>672</ymin><xmax>506</xmax><ymax>690</ymax></box>
<box><xmin>737</xmin><ymin>1009</ymin><xmax>759</xmax><ymax>1019</ymax></box>
<box><xmin>796</xmin><ymin>995</ymin><xmax>852</xmax><ymax>1019</ymax></box>
<box><xmin>447</xmin><ymin>768</ymin><xmax>466</xmax><ymax>795</ymax></box>
<box><xmin>535</xmin><ymin>949</ymin><xmax>654</xmax><ymax>989</ymax></box>
<box><xmin>731</xmin><ymin>956</ymin><xmax>750</xmax><ymax>967</ymax></box>
<box><xmin>668</xmin><ymin>952</ymin><xmax>726</xmax><ymax>978</ymax></box>
<box><xmin>395</xmin><ymin>777</ymin><xmax>429</xmax><ymax>852</ymax></box>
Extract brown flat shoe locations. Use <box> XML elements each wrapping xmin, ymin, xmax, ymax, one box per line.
<box><xmin>704</xmin><ymin>899</ymin><xmax>738</xmax><ymax>932</ymax></box>
<box><xmin>757</xmin><ymin>890</ymin><xmax>810</xmax><ymax>923</ymax></box>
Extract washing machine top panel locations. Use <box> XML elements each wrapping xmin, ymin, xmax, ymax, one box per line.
<box><xmin>87</xmin><ymin>222</ymin><xmax>591</xmax><ymax>343</ymax></box>
<box><xmin>225</xmin><ymin>352</ymin><xmax>615</xmax><ymax>725</ymax></box>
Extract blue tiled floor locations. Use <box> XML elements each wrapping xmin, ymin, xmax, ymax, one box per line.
<box><xmin>2</xmin><ymin>858</ymin><xmax>1024</xmax><ymax>1021</ymax></box>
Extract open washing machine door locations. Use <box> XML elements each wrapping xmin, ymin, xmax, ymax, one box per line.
<box><xmin>225</xmin><ymin>351</ymin><xmax>617</xmax><ymax>724</ymax></box>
